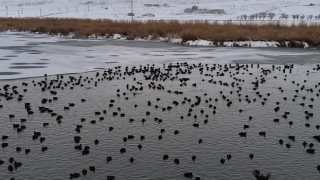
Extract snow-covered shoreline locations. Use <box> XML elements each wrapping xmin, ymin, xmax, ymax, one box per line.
<box><xmin>2</xmin><ymin>30</ymin><xmax>316</xmax><ymax>49</ymax></box>
<box><xmin>47</xmin><ymin>31</ymin><xmax>318</xmax><ymax>49</ymax></box>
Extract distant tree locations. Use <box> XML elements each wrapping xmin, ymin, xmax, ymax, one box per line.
<box><xmin>261</xmin><ymin>12</ymin><xmax>267</xmax><ymax>20</ymax></box>
<box><xmin>242</xmin><ymin>14</ymin><xmax>248</xmax><ymax>20</ymax></box>
<box><xmin>280</xmin><ymin>14</ymin><xmax>286</xmax><ymax>20</ymax></box>
<box><xmin>300</xmin><ymin>15</ymin><xmax>305</xmax><ymax>20</ymax></box>
<box><xmin>192</xmin><ymin>5</ymin><xmax>198</xmax><ymax>11</ymax></box>
<box><xmin>308</xmin><ymin>15</ymin><xmax>313</xmax><ymax>20</ymax></box>
<box><xmin>268</xmin><ymin>13</ymin><xmax>275</xmax><ymax>20</ymax></box>
<box><xmin>296</xmin><ymin>14</ymin><xmax>300</xmax><ymax>19</ymax></box>
<box><xmin>250</xmin><ymin>14</ymin><xmax>255</xmax><ymax>20</ymax></box>
<box><xmin>292</xmin><ymin>14</ymin><xmax>297</xmax><ymax>20</ymax></box>
<box><xmin>255</xmin><ymin>13</ymin><xmax>258</xmax><ymax>19</ymax></box>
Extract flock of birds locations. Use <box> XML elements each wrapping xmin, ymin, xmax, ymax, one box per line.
<box><xmin>1</xmin><ymin>62</ymin><xmax>320</xmax><ymax>180</ymax></box>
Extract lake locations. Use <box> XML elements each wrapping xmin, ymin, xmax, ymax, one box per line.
<box><xmin>0</xmin><ymin>33</ymin><xmax>320</xmax><ymax>180</ymax></box>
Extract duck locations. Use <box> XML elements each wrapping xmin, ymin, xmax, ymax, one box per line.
<box><xmin>220</xmin><ymin>158</ymin><xmax>225</xmax><ymax>164</ymax></box>
<box><xmin>106</xmin><ymin>156</ymin><xmax>112</xmax><ymax>163</ymax></box>
<box><xmin>174</xmin><ymin>158</ymin><xmax>180</xmax><ymax>165</ymax></box>
<box><xmin>239</xmin><ymin>132</ymin><xmax>246</xmax><ymax>137</ymax></box>
<box><xmin>252</xmin><ymin>170</ymin><xmax>271</xmax><ymax>180</ymax></box>
<box><xmin>42</xmin><ymin>146</ymin><xmax>48</xmax><ymax>152</ymax></box>
<box><xmin>227</xmin><ymin>154</ymin><xmax>232</xmax><ymax>160</ymax></box>
<box><xmin>120</xmin><ymin>148</ymin><xmax>126</xmax><ymax>154</ymax></box>
<box><xmin>129</xmin><ymin>157</ymin><xmax>134</xmax><ymax>164</ymax></box>
<box><xmin>306</xmin><ymin>149</ymin><xmax>315</xmax><ymax>154</ymax></box>
<box><xmin>82</xmin><ymin>169</ymin><xmax>87</xmax><ymax>176</ymax></box>
<box><xmin>107</xmin><ymin>176</ymin><xmax>115</xmax><ymax>180</ymax></box>
<box><xmin>192</xmin><ymin>155</ymin><xmax>196</xmax><ymax>161</ymax></box>
<box><xmin>70</xmin><ymin>173</ymin><xmax>80</xmax><ymax>179</ymax></box>
<box><xmin>184</xmin><ymin>172</ymin><xmax>193</xmax><ymax>178</ymax></box>
<box><xmin>259</xmin><ymin>132</ymin><xmax>266</xmax><ymax>137</ymax></box>
<box><xmin>163</xmin><ymin>155</ymin><xmax>169</xmax><ymax>161</ymax></box>
<box><xmin>89</xmin><ymin>166</ymin><xmax>95</xmax><ymax>172</ymax></box>
<box><xmin>94</xmin><ymin>139</ymin><xmax>99</xmax><ymax>145</ymax></box>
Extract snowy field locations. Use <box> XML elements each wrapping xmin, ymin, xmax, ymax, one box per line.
<box><xmin>1</xmin><ymin>0</ymin><xmax>320</xmax><ymax>25</ymax></box>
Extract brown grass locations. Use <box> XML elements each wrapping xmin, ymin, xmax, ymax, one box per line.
<box><xmin>0</xmin><ymin>18</ymin><xmax>320</xmax><ymax>47</ymax></box>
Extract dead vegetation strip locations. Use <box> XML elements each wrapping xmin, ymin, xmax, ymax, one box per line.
<box><xmin>0</xmin><ymin>18</ymin><xmax>319</xmax><ymax>48</ymax></box>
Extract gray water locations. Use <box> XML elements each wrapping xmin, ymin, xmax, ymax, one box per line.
<box><xmin>1</xmin><ymin>33</ymin><xmax>320</xmax><ymax>180</ymax></box>
<box><xmin>0</xmin><ymin>63</ymin><xmax>320</xmax><ymax>180</ymax></box>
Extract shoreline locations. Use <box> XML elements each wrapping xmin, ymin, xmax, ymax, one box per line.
<box><xmin>0</xmin><ymin>18</ymin><xmax>319</xmax><ymax>49</ymax></box>
<box><xmin>2</xmin><ymin>30</ymin><xmax>315</xmax><ymax>49</ymax></box>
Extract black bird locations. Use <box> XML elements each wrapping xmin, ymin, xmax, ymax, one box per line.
<box><xmin>259</xmin><ymin>132</ymin><xmax>266</xmax><ymax>137</ymax></box>
<box><xmin>8</xmin><ymin>165</ymin><xmax>13</xmax><ymax>173</ymax></box>
<box><xmin>107</xmin><ymin>176</ymin><xmax>115</xmax><ymax>180</ymax></box>
<box><xmin>74</xmin><ymin>144</ymin><xmax>82</xmax><ymax>150</ymax></box>
<box><xmin>184</xmin><ymin>172</ymin><xmax>193</xmax><ymax>178</ymax></box>
<box><xmin>129</xmin><ymin>157</ymin><xmax>134</xmax><ymax>164</ymax></box>
<box><xmin>279</xmin><ymin>139</ymin><xmax>283</xmax><ymax>145</ymax></box>
<box><xmin>289</xmin><ymin>121</ymin><xmax>293</xmax><ymax>126</ymax></box>
<box><xmin>163</xmin><ymin>155</ymin><xmax>169</xmax><ymax>161</ymax></box>
<box><xmin>25</xmin><ymin>149</ymin><xmax>31</xmax><ymax>154</ymax></box>
<box><xmin>252</xmin><ymin>170</ymin><xmax>271</xmax><ymax>180</ymax></box>
<box><xmin>2</xmin><ymin>135</ymin><xmax>8</xmax><ymax>141</ymax></box>
<box><xmin>286</xmin><ymin>143</ymin><xmax>291</xmax><ymax>148</ymax></box>
<box><xmin>70</xmin><ymin>173</ymin><xmax>80</xmax><ymax>179</ymax></box>
<box><xmin>192</xmin><ymin>155</ymin><xmax>196</xmax><ymax>161</ymax></box>
<box><xmin>288</xmin><ymin>136</ymin><xmax>295</xmax><ymax>141</ymax></box>
<box><xmin>16</xmin><ymin>147</ymin><xmax>22</xmax><ymax>153</ymax></box>
<box><xmin>2</xmin><ymin>143</ymin><xmax>8</xmax><ymax>148</ymax></box>
<box><xmin>306</xmin><ymin>149</ymin><xmax>315</xmax><ymax>154</ymax></box>
<box><xmin>174</xmin><ymin>158</ymin><xmax>180</xmax><ymax>165</ymax></box>
<box><xmin>120</xmin><ymin>148</ymin><xmax>126</xmax><ymax>154</ymax></box>
<box><xmin>42</xmin><ymin>146</ymin><xmax>48</xmax><ymax>152</ymax></box>
<box><xmin>89</xmin><ymin>166</ymin><xmax>95</xmax><ymax>172</ymax></box>
<box><xmin>40</xmin><ymin>137</ymin><xmax>45</xmax><ymax>143</ymax></box>
<box><xmin>249</xmin><ymin>154</ymin><xmax>254</xmax><ymax>160</ymax></box>
<box><xmin>227</xmin><ymin>154</ymin><xmax>232</xmax><ymax>160</ymax></box>
<box><xmin>239</xmin><ymin>132</ymin><xmax>246</xmax><ymax>137</ymax></box>
<box><xmin>303</xmin><ymin>141</ymin><xmax>307</xmax><ymax>148</ymax></box>
<box><xmin>106</xmin><ymin>156</ymin><xmax>112</xmax><ymax>163</ymax></box>
<box><xmin>220</xmin><ymin>158</ymin><xmax>225</xmax><ymax>164</ymax></box>
<box><xmin>9</xmin><ymin>157</ymin><xmax>14</xmax><ymax>163</ymax></box>
<box><xmin>94</xmin><ymin>139</ymin><xmax>99</xmax><ymax>145</ymax></box>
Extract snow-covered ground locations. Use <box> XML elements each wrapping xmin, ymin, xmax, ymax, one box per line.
<box><xmin>1</xmin><ymin>0</ymin><xmax>320</xmax><ymax>25</ymax></box>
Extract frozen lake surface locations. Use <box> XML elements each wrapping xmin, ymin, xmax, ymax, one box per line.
<box><xmin>1</xmin><ymin>32</ymin><xmax>320</xmax><ymax>80</ymax></box>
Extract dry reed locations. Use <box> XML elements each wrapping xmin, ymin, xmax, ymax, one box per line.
<box><xmin>0</xmin><ymin>18</ymin><xmax>320</xmax><ymax>46</ymax></box>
